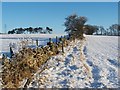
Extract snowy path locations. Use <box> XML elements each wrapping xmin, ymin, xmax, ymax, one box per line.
<box><xmin>28</xmin><ymin>39</ymin><xmax>93</xmax><ymax>88</ymax></box>
<box><xmin>84</xmin><ymin>35</ymin><xmax>119</xmax><ymax>88</ymax></box>
<box><xmin>0</xmin><ymin>35</ymin><xmax>119</xmax><ymax>88</ymax></box>
<box><xmin>27</xmin><ymin>36</ymin><xmax>119</xmax><ymax>88</ymax></box>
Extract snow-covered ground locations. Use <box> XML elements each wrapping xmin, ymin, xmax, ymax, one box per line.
<box><xmin>84</xmin><ymin>35</ymin><xmax>119</xmax><ymax>88</ymax></box>
<box><xmin>0</xmin><ymin>34</ymin><xmax>119</xmax><ymax>88</ymax></box>
<box><xmin>28</xmin><ymin>39</ymin><xmax>93</xmax><ymax>88</ymax></box>
<box><xmin>28</xmin><ymin>35</ymin><xmax>119</xmax><ymax>88</ymax></box>
<box><xmin>0</xmin><ymin>34</ymin><xmax>65</xmax><ymax>57</ymax></box>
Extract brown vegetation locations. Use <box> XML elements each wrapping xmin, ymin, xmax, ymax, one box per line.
<box><xmin>1</xmin><ymin>36</ymin><xmax>72</xmax><ymax>88</ymax></box>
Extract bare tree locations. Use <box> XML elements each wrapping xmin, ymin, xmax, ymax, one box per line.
<box><xmin>83</xmin><ymin>25</ymin><xmax>99</xmax><ymax>35</ymax></box>
<box><xmin>109</xmin><ymin>24</ymin><xmax>119</xmax><ymax>36</ymax></box>
<box><xmin>64</xmin><ymin>14</ymin><xmax>87</xmax><ymax>39</ymax></box>
<box><xmin>99</xmin><ymin>26</ymin><xmax>105</xmax><ymax>35</ymax></box>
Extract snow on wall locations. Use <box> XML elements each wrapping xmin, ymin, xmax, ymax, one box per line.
<box><xmin>0</xmin><ymin>34</ymin><xmax>119</xmax><ymax>88</ymax></box>
<box><xmin>0</xmin><ymin>34</ymin><xmax>66</xmax><ymax>57</ymax></box>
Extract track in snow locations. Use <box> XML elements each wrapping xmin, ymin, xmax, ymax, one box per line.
<box><xmin>84</xmin><ymin>35</ymin><xmax>119</xmax><ymax>88</ymax></box>
<box><xmin>28</xmin><ymin>39</ymin><xmax>93</xmax><ymax>88</ymax></box>
<box><xmin>27</xmin><ymin>35</ymin><xmax>119</xmax><ymax>88</ymax></box>
<box><xmin>0</xmin><ymin>34</ymin><xmax>119</xmax><ymax>88</ymax></box>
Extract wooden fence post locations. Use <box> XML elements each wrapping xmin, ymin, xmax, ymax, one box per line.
<box><xmin>62</xmin><ymin>42</ymin><xmax>64</xmax><ymax>53</ymax></box>
<box><xmin>10</xmin><ymin>46</ymin><xmax>14</xmax><ymax>58</ymax></box>
<box><xmin>68</xmin><ymin>34</ymin><xmax>71</xmax><ymax>40</ymax></box>
<box><xmin>61</xmin><ymin>37</ymin><xmax>64</xmax><ymax>53</ymax></box>
<box><xmin>49</xmin><ymin>38</ymin><xmax>52</xmax><ymax>43</ymax></box>
<box><xmin>32</xmin><ymin>39</ymin><xmax>33</xmax><ymax>45</ymax></box>
<box><xmin>36</xmin><ymin>39</ymin><xmax>38</xmax><ymax>47</ymax></box>
<box><xmin>56</xmin><ymin>36</ymin><xmax>58</xmax><ymax>44</ymax></box>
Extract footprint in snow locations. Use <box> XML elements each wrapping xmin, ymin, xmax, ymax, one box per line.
<box><xmin>107</xmin><ymin>59</ymin><xmax>120</xmax><ymax>68</ymax></box>
<box><xmin>86</xmin><ymin>60</ymin><xmax>106</xmax><ymax>88</ymax></box>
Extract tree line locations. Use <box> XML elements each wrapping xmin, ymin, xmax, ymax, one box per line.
<box><xmin>7</xmin><ymin>14</ymin><xmax>119</xmax><ymax>36</ymax></box>
<box><xmin>8</xmin><ymin>27</ymin><xmax>53</xmax><ymax>34</ymax></box>
<box><xmin>64</xmin><ymin>14</ymin><xmax>120</xmax><ymax>38</ymax></box>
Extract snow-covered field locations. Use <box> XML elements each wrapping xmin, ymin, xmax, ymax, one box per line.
<box><xmin>27</xmin><ymin>35</ymin><xmax>119</xmax><ymax>88</ymax></box>
<box><xmin>0</xmin><ymin>34</ymin><xmax>65</xmax><ymax>57</ymax></box>
<box><xmin>0</xmin><ymin>34</ymin><xmax>119</xmax><ymax>88</ymax></box>
<box><xmin>84</xmin><ymin>35</ymin><xmax>119</xmax><ymax>88</ymax></box>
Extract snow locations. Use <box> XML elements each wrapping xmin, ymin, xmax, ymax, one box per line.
<box><xmin>84</xmin><ymin>35</ymin><xmax>119</xmax><ymax>88</ymax></box>
<box><xmin>0</xmin><ymin>34</ymin><xmax>119</xmax><ymax>88</ymax></box>
<box><xmin>28</xmin><ymin>35</ymin><xmax>119</xmax><ymax>88</ymax></box>
<box><xmin>0</xmin><ymin>34</ymin><xmax>66</xmax><ymax>57</ymax></box>
<box><xmin>28</xmin><ymin>40</ymin><xmax>93</xmax><ymax>88</ymax></box>
<box><xmin>0</xmin><ymin>34</ymin><xmax>66</xmax><ymax>39</ymax></box>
